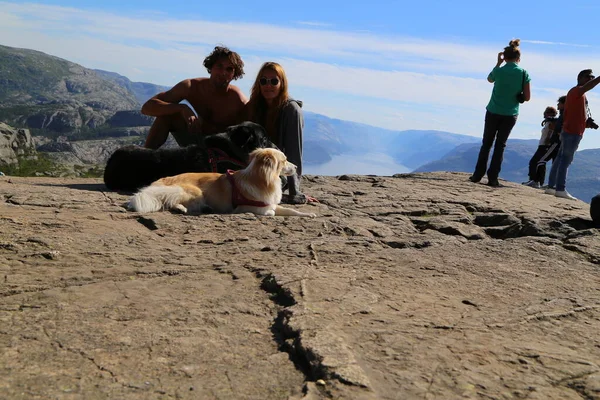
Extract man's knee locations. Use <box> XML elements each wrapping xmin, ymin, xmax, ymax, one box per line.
<box><xmin>152</xmin><ymin>114</ymin><xmax>185</xmax><ymax>131</ymax></box>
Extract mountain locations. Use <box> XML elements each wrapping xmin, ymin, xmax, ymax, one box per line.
<box><xmin>93</xmin><ymin>69</ymin><xmax>170</xmax><ymax>105</ymax></box>
<box><xmin>0</xmin><ymin>45</ymin><xmax>139</xmax><ymax>133</ymax></box>
<box><xmin>415</xmin><ymin>140</ymin><xmax>600</xmax><ymax>203</ymax></box>
<box><xmin>386</xmin><ymin>130</ymin><xmax>481</xmax><ymax>169</ymax></box>
<box><xmin>564</xmin><ymin>148</ymin><xmax>600</xmax><ymax>202</ymax></box>
<box><xmin>303</xmin><ymin>111</ymin><xmax>480</xmax><ymax>168</ymax></box>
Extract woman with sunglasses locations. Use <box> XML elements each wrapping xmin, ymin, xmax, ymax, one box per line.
<box><xmin>247</xmin><ymin>62</ymin><xmax>315</xmax><ymax>203</ymax></box>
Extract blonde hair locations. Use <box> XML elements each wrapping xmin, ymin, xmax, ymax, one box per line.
<box><xmin>503</xmin><ymin>39</ymin><xmax>521</xmax><ymax>61</ymax></box>
<box><xmin>247</xmin><ymin>62</ymin><xmax>290</xmax><ymax>141</ymax></box>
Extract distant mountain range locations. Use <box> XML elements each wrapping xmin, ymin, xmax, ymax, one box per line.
<box><xmin>1</xmin><ymin>43</ymin><xmax>598</xmax><ymax>202</ymax></box>
<box><xmin>303</xmin><ymin>112</ymin><xmax>480</xmax><ymax>168</ymax></box>
<box><xmin>92</xmin><ymin>69</ymin><xmax>170</xmax><ymax>105</ymax></box>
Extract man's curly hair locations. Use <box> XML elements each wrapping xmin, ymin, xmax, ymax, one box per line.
<box><xmin>203</xmin><ymin>46</ymin><xmax>245</xmax><ymax>80</ymax></box>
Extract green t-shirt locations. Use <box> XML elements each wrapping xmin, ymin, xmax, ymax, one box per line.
<box><xmin>486</xmin><ymin>62</ymin><xmax>531</xmax><ymax>116</ymax></box>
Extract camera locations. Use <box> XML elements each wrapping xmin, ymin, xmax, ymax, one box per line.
<box><xmin>587</xmin><ymin>117</ymin><xmax>599</xmax><ymax>130</ymax></box>
<box><xmin>516</xmin><ymin>92</ymin><xmax>526</xmax><ymax>104</ymax></box>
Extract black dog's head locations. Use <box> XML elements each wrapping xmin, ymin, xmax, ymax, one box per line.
<box><xmin>204</xmin><ymin>121</ymin><xmax>278</xmax><ymax>163</ymax></box>
<box><xmin>227</xmin><ymin>121</ymin><xmax>278</xmax><ymax>152</ymax></box>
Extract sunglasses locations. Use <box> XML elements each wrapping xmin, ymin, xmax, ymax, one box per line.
<box><xmin>259</xmin><ymin>77</ymin><xmax>280</xmax><ymax>86</ymax></box>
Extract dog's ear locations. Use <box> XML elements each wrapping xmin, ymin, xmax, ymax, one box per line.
<box><xmin>229</xmin><ymin>125</ymin><xmax>255</xmax><ymax>150</ymax></box>
<box><xmin>252</xmin><ymin>149</ymin><xmax>280</xmax><ymax>181</ymax></box>
<box><xmin>253</xmin><ymin>124</ymin><xmax>279</xmax><ymax>150</ymax></box>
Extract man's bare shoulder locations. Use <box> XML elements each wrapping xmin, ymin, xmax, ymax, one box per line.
<box><xmin>227</xmin><ymin>84</ymin><xmax>247</xmax><ymax>101</ymax></box>
<box><xmin>189</xmin><ymin>77</ymin><xmax>210</xmax><ymax>84</ymax></box>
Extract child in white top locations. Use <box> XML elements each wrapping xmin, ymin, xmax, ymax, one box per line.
<box><xmin>538</xmin><ymin>107</ymin><xmax>558</xmax><ymax>145</ymax></box>
<box><xmin>523</xmin><ymin>106</ymin><xmax>558</xmax><ymax>188</ymax></box>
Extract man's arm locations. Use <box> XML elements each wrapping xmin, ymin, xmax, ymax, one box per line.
<box><xmin>141</xmin><ymin>80</ymin><xmax>192</xmax><ymax>117</ymax></box>
<box><xmin>579</xmin><ymin>75</ymin><xmax>600</xmax><ymax>95</ymax></box>
<box><xmin>232</xmin><ymin>87</ymin><xmax>249</xmax><ymax>125</ymax></box>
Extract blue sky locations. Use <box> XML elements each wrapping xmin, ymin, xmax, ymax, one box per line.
<box><xmin>3</xmin><ymin>1</ymin><xmax>600</xmax><ymax>149</ymax></box>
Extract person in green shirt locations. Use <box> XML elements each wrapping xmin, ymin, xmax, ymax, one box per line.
<box><xmin>470</xmin><ymin>39</ymin><xmax>531</xmax><ymax>187</ymax></box>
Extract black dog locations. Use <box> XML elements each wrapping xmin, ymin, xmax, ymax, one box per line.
<box><xmin>104</xmin><ymin>121</ymin><xmax>277</xmax><ymax>191</ymax></box>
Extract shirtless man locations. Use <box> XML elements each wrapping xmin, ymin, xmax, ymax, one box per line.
<box><xmin>141</xmin><ymin>46</ymin><xmax>247</xmax><ymax>149</ymax></box>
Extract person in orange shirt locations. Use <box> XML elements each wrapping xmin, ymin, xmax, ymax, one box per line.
<box><xmin>545</xmin><ymin>69</ymin><xmax>600</xmax><ymax>200</ymax></box>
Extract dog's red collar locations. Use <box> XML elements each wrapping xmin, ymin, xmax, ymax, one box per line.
<box><xmin>225</xmin><ymin>170</ymin><xmax>270</xmax><ymax>208</ymax></box>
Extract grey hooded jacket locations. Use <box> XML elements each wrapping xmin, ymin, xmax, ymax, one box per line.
<box><xmin>276</xmin><ymin>99</ymin><xmax>304</xmax><ymax>196</ymax></box>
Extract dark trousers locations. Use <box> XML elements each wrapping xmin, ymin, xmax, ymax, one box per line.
<box><xmin>528</xmin><ymin>142</ymin><xmax>560</xmax><ymax>184</ymax></box>
<box><xmin>528</xmin><ymin>145</ymin><xmax>550</xmax><ymax>184</ymax></box>
<box><xmin>473</xmin><ymin>111</ymin><xmax>518</xmax><ymax>181</ymax></box>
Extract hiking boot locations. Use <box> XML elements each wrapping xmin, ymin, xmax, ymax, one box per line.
<box><xmin>468</xmin><ymin>175</ymin><xmax>481</xmax><ymax>183</ymax></box>
<box><xmin>555</xmin><ymin>190</ymin><xmax>577</xmax><ymax>200</ymax></box>
<box><xmin>487</xmin><ymin>179</ymin><xmax>500</xmax><ymax>187</ymax></box>
<box><xmin>525</xmin><ymin>180</ymin><xmax>541</xmax><ymax>188</ymax></box>
<box><xmin>544</xmin><ymin>188</ymin><xmax>556</xmax><ymax>195</ymax></box>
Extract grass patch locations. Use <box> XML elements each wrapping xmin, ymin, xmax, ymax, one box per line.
<box><xmin>2</xmin><ymin>152</ymin><xmax>67</xmax><ymax>177</ymax></box>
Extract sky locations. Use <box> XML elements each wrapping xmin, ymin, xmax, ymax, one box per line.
<box><xmin>3</xmin><ymin>1</ymin><xmax>600</xmax><ymax>149</ymax></box>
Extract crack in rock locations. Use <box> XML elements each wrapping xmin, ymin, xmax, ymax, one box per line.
<box><xmin>252</xmin><ymin>268</ymin><xmax>373</xmax><ymax>392</ymax></box>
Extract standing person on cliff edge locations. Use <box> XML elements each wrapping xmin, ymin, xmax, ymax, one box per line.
<box><xmin>545</xmin><ymin>69</ymin><xmax>600</xmax><ymax>200</ymax></box>
<box><xmin>469</xmin><ymin>39</ymin><xmax>531</xmax><ymax>187</ymax></box>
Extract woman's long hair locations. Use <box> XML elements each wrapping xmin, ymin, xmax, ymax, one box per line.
<box><xmin>247</xmin><ymin>62</ymin><xmax>289</xmax><ymax>141</ymax></box>
<box><xmin>503</xmin><ymin>39</ymin><xmax>521</xmax><ymax>61</ymax></box>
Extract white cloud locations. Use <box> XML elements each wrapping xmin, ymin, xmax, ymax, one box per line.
<box><xmin>295</xmin><ymin>21</ymin><xmax>333</xmax><ymax>27</ymax></box>
<box><xmin>522</xmin><ymin>40</ymin><xmax>591</xmax><ymax>48</ymax></box>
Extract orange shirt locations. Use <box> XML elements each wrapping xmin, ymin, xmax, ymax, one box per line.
<box><xmin>562</xmin><ymin>86</ymin><xmax>587</xmax><ymax>136</ymax></box>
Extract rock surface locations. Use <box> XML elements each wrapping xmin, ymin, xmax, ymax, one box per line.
<box><xmin>1</xmin><ymin>172</ymin><xmax>599</xmax><ymax>399</ymax></box>
<box><xmin>0</xmin><ymin>122</ymin><xmax>34</xmax><ymax>167</ymax></box>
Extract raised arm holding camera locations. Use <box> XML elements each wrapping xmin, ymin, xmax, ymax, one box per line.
<box><xmin>545</xmin><ymin>69</ymin><xmax>600</xmax><ymax>200</ymax></box>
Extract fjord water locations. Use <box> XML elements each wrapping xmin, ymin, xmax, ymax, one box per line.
<box><xmin>304</xmin><ymin>153</ymin><xmax>411</xmax><ymax>176</ymax></box>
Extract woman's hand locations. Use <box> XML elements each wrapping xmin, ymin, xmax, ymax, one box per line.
<box><xmin>496</xmin><ymin>52</ymin><xmax>504</xmax><ymax>67</ymax></box>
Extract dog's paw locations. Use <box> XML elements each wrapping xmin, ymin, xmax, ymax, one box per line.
<box><xmin>265</xmin><ymin>210</ymin><xmax>276</xmax><ymax>216</ymax></box>
<box><xmin>306</xmin><ymin>213</ymin><xmax>317</xmax><ymax>218</ymax></box>
<box><xmin>173</xmin><ymin>204</ymin><xmax>188</xmax><ymax>214</ymax></box>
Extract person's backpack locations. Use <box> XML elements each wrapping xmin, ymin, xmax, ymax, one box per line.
<box><xmin>591</xmin><ymin>193</ymin><xmax>600</xmax><ymax>226</ymax></box>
